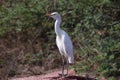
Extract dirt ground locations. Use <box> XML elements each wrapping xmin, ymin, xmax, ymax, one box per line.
<box><xmin>9</xmin><ymin>69</ymin><xmax>97</xmax><ymax>80</ymax></box>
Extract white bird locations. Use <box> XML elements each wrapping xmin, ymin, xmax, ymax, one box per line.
<box><xmin>46</xmin><ymin>12</ymin><xmax>74</xmax><ymax>77</ymax></box>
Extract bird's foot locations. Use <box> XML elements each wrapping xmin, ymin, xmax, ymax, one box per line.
<box><xmin>58</xmin><ymin>73</ymin><xmax>69</xmax><ymax>78</ymax></box>
<box><xmin>58</xmin><ymin>73</ymin><xmax>64</xmax><ymax>77</ymax></box>
<box><xmin>65</xmin><ymin>74</ymin><xmax>69</xmax><ymax>77</ymax></box>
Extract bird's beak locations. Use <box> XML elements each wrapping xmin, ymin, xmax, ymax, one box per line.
<box><xmin>45</xmin><ymin>13</ymin><xmax>51</xmax><ymax>17</ymax></box>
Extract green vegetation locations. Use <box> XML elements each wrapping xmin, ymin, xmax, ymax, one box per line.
<box><xmin>0</xmin><ymin>0</ymin><xmax>120</xmax><ymax>79</ymax></box>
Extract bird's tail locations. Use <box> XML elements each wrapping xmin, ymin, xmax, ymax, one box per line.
<box><xmin>68</xmin><ymin>56</ymin><xmax>74</xmax><ymax>64</ymax></box>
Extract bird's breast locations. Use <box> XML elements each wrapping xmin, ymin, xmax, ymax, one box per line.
<box><xmin>56</xmin><ymin>36</ymin><xmax>65</xmax><ymax>55</ymax></box>
<box><xmin>56</xmin><ymin>36</ymin><xmax>63</xmax><ymax>48</ymax></box>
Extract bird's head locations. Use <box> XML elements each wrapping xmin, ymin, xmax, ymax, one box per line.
<box><xmin>46</xmin><ymin>12</ymin><xmax>61</xmax><ymax>20</ymax></box>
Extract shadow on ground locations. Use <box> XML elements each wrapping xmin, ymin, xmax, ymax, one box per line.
<box><xmin>46</xmin><ymin>75</ymin><xmax>96</xmax><ymax>80</ymax></box>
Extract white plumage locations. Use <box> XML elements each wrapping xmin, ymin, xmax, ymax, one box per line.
<box><xmin>56</xmin><ymin>30</ymin><xmax>74</xmax><ymax>64</ymax></box>
<box><xmin>46</xmin><ymin>12</ymin><xmax>74</xmax><ymax>77</ymax></box>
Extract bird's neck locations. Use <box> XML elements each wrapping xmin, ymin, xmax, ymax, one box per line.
<box><xmin>55</xmin><ymin>19</ymin><xmax>62</xmax><ymax>36</ymax></box>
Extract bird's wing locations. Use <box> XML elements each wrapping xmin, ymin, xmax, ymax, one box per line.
<box><xmin>63</xmin><ymin>32</ymin><xmax>74</xmax><ymax>57</ymax></box>
<box><xmin>63</xmin><ymin>32</ymin><xmax>74</xmax><ymax>63</ymax></box>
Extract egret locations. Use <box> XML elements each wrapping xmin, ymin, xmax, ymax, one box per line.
<box><xmin>46</xmin><ymin>12</ymin><xmax>74</xmax><ymax>77</ymax></box>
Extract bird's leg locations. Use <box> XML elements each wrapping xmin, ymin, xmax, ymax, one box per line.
<box><xmin>62</xmin><ymin>56</ymin><xmax>65</xmax><ymax>76</ymax></box>
<box><xmin>65</xmin><ymin>58</ymin><xmax>69</xmax><ymax>77</ymax></box>
<box><xmin>58</xmin><ymin>56</ymin><xmax>64</xmax><ymax>77</ymax></box>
